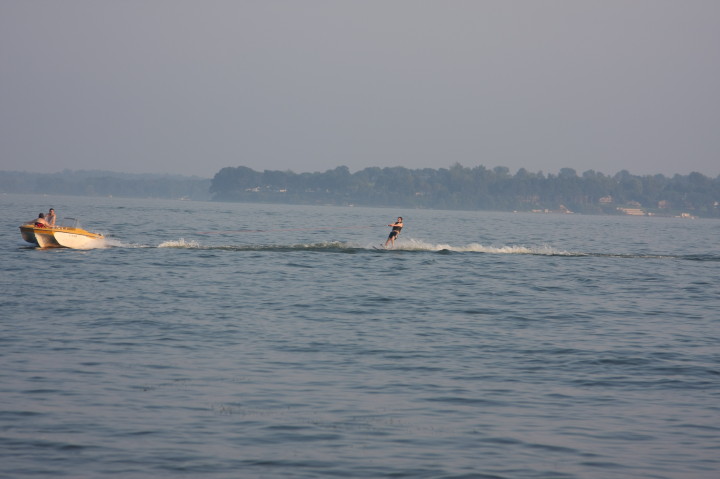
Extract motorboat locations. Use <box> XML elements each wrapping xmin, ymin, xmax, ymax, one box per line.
<box><xmin>20</xmin><ymin>217</ymin><xmax>105</xmax><ymax>249</ymax></box>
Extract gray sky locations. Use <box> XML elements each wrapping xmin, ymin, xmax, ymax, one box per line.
<box><xmin>1</xmin><ymin>0</ymin><xmax>719</xmax><ymax>178</ymax></box>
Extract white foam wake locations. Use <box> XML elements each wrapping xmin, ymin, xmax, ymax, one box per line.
<box><xmin>391</xmin><ymin>238</ymin><xmax>572</xmax><ymax>255</ymax></box>
<box><xmin>122</xmin><ymin>237</ymin><xmax>572</xmax><ymax>255</ymax></box>
<box><xmin>158</xmin><ymin>238</ymin><xmax>201</xmax><ymax>248</ymax></box>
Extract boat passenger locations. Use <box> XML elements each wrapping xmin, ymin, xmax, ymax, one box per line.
<box><xmin>31</xmin><ymin>213</ymin><xmax>49</xmax><ymax>228</ymax></box>
<box><xmin>46</xmin><ymin>208</ymin><xmax>56</xmax><ymax>226</ymax></box>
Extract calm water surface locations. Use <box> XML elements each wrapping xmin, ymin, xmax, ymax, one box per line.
<box><xmin>1</xmin><ymin>194</ymin><xmax>719</xmax><ymax>478</ymax></box>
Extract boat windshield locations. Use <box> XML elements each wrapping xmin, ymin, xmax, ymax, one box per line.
<box><xmin>58</xmin><ymin>217</ymin><xmax>83</xmax><ymax>229</ymax></box>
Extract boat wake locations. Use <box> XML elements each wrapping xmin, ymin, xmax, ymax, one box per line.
<box><xmin>24</xmin><ymin>236</ymin><xmax>710</xmax><ymax>261</ymax></box>
<box><xmin>150</xmin><ymin>237</ymin><xmax>720</xmax><ymax>261</ymax></box>
<box><xmin>21</xmin><ymin>235</ymin><xmax>715</xmax><ymax>261</ymax></box>
<box><xmin>393</xmin><ymin>238</ymin><xmax>572</xmax><ymax>255</ymax></box>
<box><xmin>158</xmin><ymin>238</ymin><xmax>202</xmax><ymax>249</ymax></box>
<box><xmin>155</xmin><ymin>238</ymin><xmax>574</xmax><ymax>256</ymax></box>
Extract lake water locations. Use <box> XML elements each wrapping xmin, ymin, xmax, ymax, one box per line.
<box><xmin>1</xmin><ymin>194</ymin><xmax>719</xmax><ymax>479</ymax></box>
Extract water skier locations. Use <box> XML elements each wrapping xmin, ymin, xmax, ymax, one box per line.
<box><xmin>384</xmin><ymin>217</ymin><xmax>403</xmax><ymax>248</ymax></box>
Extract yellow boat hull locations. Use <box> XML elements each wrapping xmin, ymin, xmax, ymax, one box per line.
<box><xmin>19</xmin><ymin>225</ymin><xmax>104</xmax><ymax>249</ymax></box>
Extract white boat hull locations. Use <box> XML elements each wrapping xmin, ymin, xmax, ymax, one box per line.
<box><xmin>19</xmin><ymin>221</ymin><xmax>104</xmax><ymax>249</ymax></box>
<box><xmin>52</xmin><ymin>230</ymin><xmax>104</xmax><ymax>249</ymax></box>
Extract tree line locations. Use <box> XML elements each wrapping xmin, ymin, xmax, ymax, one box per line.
<box><xmin>210</xmin><ymin>164</ymin><xmax>720</xmax><ymax>218</ymax></box>
<box><xmin>3</xmin><ymin>166</ymin><xmax>718</xmax><ymax>217</ymax></box>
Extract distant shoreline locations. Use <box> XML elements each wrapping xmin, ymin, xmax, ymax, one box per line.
<box><xmin>3</xmin><ymin>166</ymin><xmax>719</xmax><ymax>218</ymax></box>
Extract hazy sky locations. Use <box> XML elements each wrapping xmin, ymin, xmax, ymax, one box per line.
<box><xmin>2</xmin><ymin>1</ymin><xmax>719</xmax><ymax>178</ymax></box>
